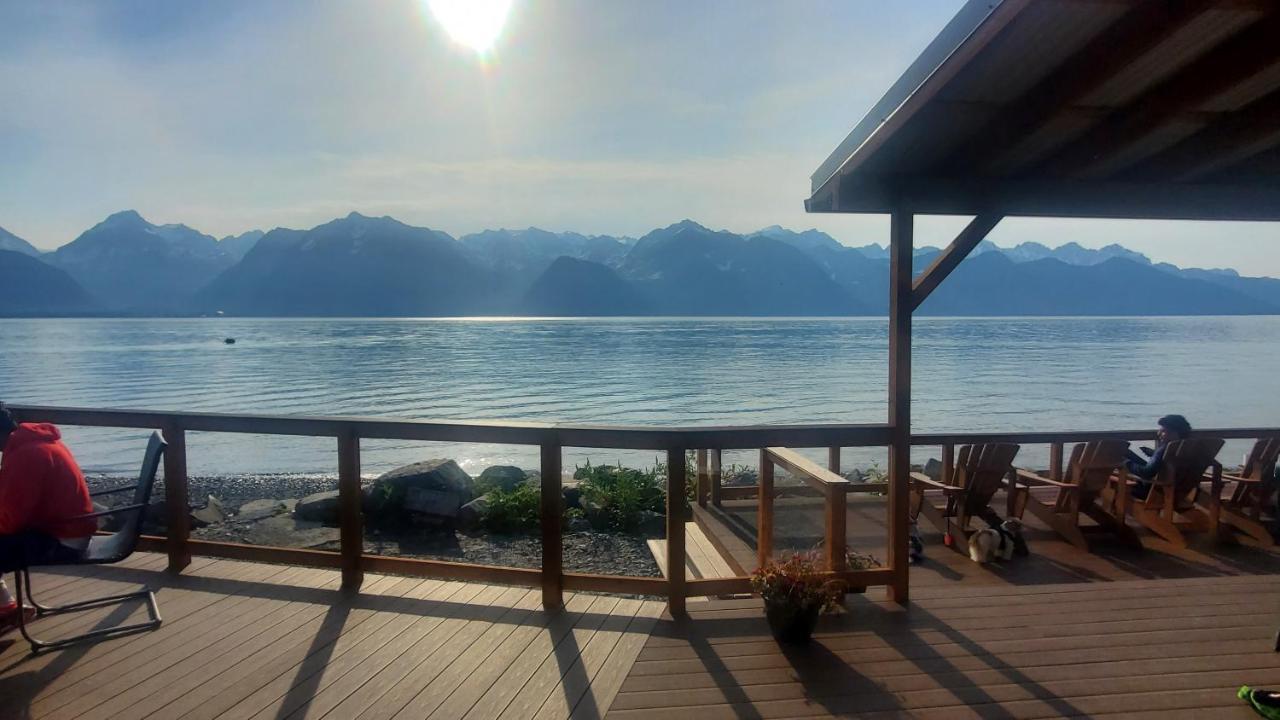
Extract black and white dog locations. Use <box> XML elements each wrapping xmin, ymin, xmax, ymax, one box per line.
<box><xmin>968</xmin><ymin>518</ymin><xmax>1026</xmax><ymax>563</ymax></box>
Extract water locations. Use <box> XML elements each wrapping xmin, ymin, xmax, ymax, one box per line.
<box><xmin>1</xmin><ymin>316</ymin><xmax>1275</xmax><ymax>476</ymax></box>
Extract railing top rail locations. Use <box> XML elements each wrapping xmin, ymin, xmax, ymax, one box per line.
<box><xmin>912</xmin><ymin>428</ymin><xmax>1280</xmax><ymax>444</ymax></box>
<box><xmin>8</xmin><ymin>404</ymin><xmax>893</xmax><ymax>450</ymax></box>
<box><xmin>766</xmin><ymin>447</ymin><xmax>849</xmax><ymax>491</ymax></box>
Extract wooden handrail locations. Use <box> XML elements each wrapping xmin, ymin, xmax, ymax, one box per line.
<box><xmin>7</xmin><ymin>404</ymin><xmax>892</xmax><ymax>449</ymax></box>
<box><xmin>16</xmin><ymin>402</ymin><xmax>1280</xmax><ymax>613</ymax></box>
<box><xmin>765</xmin><ymin>447</ymin><xmax>849</xmax><ymax>493</ymax></box>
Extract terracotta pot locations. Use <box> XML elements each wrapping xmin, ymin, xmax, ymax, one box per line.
<box><xmin>764</xmin><ymin>600</ymin><xmax>821</xmax><ymax>644</ymax></box>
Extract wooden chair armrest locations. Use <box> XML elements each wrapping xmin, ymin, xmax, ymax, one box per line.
<box><xmin>1013</xmin><ymin>468</ymin><xmax>1072</xmax><ymax>488</ymax></box>
<box><xmin>910</xmin><ymin>473</ymin><xmax>959</xmax><ymax>493</ymax></box>
<box><xmin>1217</xmin><ymin>472</ymin><xmax>1253</xmax><ymax>483</ymax></box>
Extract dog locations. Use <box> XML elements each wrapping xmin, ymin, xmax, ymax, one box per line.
<box><xmin>968</xmin><ymin>518</ymin><xmax>1025</xmax><ymax>563</ymax></box>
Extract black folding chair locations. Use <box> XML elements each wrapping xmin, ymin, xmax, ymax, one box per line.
<box><xmin>13</xmin><ymin>431</ymin><xmax>167</xmax><ymax>653</ymax></box>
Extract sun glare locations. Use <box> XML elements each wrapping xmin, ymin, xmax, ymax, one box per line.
<box><xmin>427</xmin><ymin>0</ymin><xmax>513</xmax><ymax>54</ymax></box>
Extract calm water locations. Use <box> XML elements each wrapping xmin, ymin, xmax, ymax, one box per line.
<box><xmin>1</xmin><ymin>316</ymin><xmax>1276</xmax><ymax>476</ymax></box>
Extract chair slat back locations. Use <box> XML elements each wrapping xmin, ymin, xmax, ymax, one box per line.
<box><xmin>1157</xmin><ymin>437</ymin><xmax>1224</xmax><ymax>512</ymax></box>
<box><xmin>87</xmin><ymin>431</ymin><xmax>167</xmax><ymax>563</ymax></box>
<box><xmin>955</xmin><ymin>443</ymin><xmax>1020</xmax><ymax>518</ymax></box>
<box><xmin>1066</xmin><ymin>440</ymin><xmax>1130</xmax><ymax>500</ymax></box>
<box><xmin>1241</xmin><ymin>436</ymin><xmax>1280</xmax><ymax>482</ymax></box>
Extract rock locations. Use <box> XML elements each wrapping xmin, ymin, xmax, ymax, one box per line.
<box><xmin>561</xmin><ymin>484</ymin><xmax>582</xmax><ymax>509</ymax></box>
<box><xmin>189</xmin><ymin>495</ymin><xmax>225</xmax><ymax>528</ymax></box>
<box><xmin>477</xmin><ymin>465</ymin><xmax>526</xmax><ymax>493</ymax></box>
<box><xmin>241</xmin><ymin>515</ymin><xmax>341</xmax><ymax>550</ymax></box>
<box><xmin>841</xmin><ymin>468</ymin><xmax>866</xmax><ymax>483</ymax></box>
<box><xmin>923</xmin><ymin>458</ymin><xmax>942</xmax><ymax>482</ymax></box>
<box><xmin>364</xmin><ymin>459</ymin><xmax>475</xmax><ymax>529</ymax></box>
<box><xmin>567</xmin><ymin>515</ymin><xmax>591</xmax><ymax>532</ymax></box>
<box><xmin>236</xmin><ymin>498</ymin><xmax>295</xmax><ymax>523</ymax></box>
<box><xmin>296</xmin><ymin>490</ymin><xmax>342</xmax><ymax>525</ymax></box>
<box><xmin>457</xmin><ymin>494</ymin><xmax>491</xmax><ymax>532</ymax></box>
<box><xmin>636</xmin><ymin>510</ymin><xmax>666</xmax><ymax>537</ymax></box>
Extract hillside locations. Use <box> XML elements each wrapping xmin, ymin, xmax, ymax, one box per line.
<box><xmin>0</xmin><ymin>249</ymin><xmax>96</xmax><ymax>315</ymax></box>
<box><xmin>52</xmin><ymin>210</ymin><xmax>234</xmax><ymax>312</ymax></box>
<box><xmin>522</xmin><ymin>256</ymin><xmax>651</xmax><ymax>316</ymax></box>
<box><xmin>195</xmin><ymin>212</ymin><xmax>494</xmax><ymax>316</ymax></box>
<box><xmin>0</xmin><ymin>226</ymin><xmax>41</xmax><ymax>257</ymax></box>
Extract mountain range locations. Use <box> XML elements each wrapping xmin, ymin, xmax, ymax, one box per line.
<box><xmin>2</xmin><ymin>211</ymin><xmax>1279</xmax><ymax>317</ymax></box>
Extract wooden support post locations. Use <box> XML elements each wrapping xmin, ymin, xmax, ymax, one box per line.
<box><xmin>710</xmin><ymin>449</ymin><xmax>723</xmax><ymax>506</ymax></box>
<box><xmin>887</xmin><ymin>209</ymin><xmax>913</xmax><ymax>604</ymax></box>
<box><xmin>337</xmin><ymin>430</ymin><xmax>363</xmax><ymax>591</ymax></box>
<box><xmin>162</xmin><ymin>424</ymin><xmax>190</xmax><ymax>574</ymax></box>
<box><xmin>1049</xmin><ymin>442</ymin><xmax>1064</xmax><ymax>482</ymax></box>
<box><xmin>828</xmin><ymin>447</ymin><xmax>841</xmax><ymax>475</ymax></box>
<box><xmin>696</xmin><ymin>449</ymin><xmax>709</xmax><ymax>507</ymax></box>
<box><xmin>758</xmin><ymin>449</ymin><xmax>774</xmax><ymax>569</ymax></box>
<box><xmin>942</xmin><ymin>444</ymin><xmax>955</xmax><ymax>485</ymax></box>
<box><xmin>540</xmin><ymin>443</ymin><xmax>564</xmax><ymax>610</ymax></box>
<box><xmin>666</xmin><ymin>448</ymin><xmax>687</xmax><ymax>616</ymax></box>
<box><xmin>825</xmin><ymin>487</ymin><xmax>848</xmax><ymax>572</ymax></box>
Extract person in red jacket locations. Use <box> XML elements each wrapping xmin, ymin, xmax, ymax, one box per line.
<box><xmin>0</xmin><ymin>403</ymin><xmax>95</xmax><ymax>631</ymax></box>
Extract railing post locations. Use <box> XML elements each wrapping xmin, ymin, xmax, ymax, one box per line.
<box><xmin>828</xmin><ymin>446</ymin><xmax>841</xmax><ymax>475</ymax></box>
<box><xmin>942</xmin><ymin>443</ymin><xmax>954</xmax><ymax>484</ymax></box>
<box><xmin>758</xmin><ymin>449</ymin><xmax>774</xmax><ymax>569</ymax></box>
<box><xmin>540</xmin><ymin>443</ymin><xmax>564</xmax><ymax>610</ymax></box>
<box><xmin>162</xmin><ymin>423</ymin><xmax>190</xmax><ymax>574</ymax></box>
<box><xmin>887</xmin><ymin>209</ymin><xmax>913</xmax><ymax>604</ymax></box>
<box><xmin>666</xmin><ymin>448</ymin><xmax>687</xmax><ymax>615</ymax></box>
<box><xmin>696</xmin><ymin>449</ymin><xmax>709</xmax><ymax>507</ymax></box>
<box><xmin>1049</xmin><ymin>442</ymin><xmax>1064</xmax><ymax>481</ymax></box>
<box><xmin>825</xmin><ymin>487</ymin><xmax>847</xmax><ymax>572</ymax></box>
<box><xmin>710</xmin><ymin>449</ymin><xmax>723</xmax><ymax>506</ymax></box>
<box><xmin>337</xmin><ymin>429</ymin><xmax>363</xmax><ymax>591</ymax></box>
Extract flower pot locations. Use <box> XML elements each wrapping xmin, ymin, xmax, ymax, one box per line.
<box><xmin>764</xmin><ymin>600</ymin><xmax>821</xmax><ymax>644</ymax></box>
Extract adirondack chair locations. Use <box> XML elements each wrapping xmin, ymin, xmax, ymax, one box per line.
<box><xmin>909</xmin><ymin>443</ymin><xmax>1020</xmax><ymax>545</ymax></box>
<box><xmin>1103</xmin><ymin>437</ymin><xmax>1225</xmax><ymax>549</ymax></box>
<box><xmin>1202</xmin><ymin>436</ymin><xmax>1279</xmax><ymax>546</ymax></box>
<box><xmin>1007</xmin><ymin>440</ymin><xmax>1141</xmax><ymax>551</ymax></box>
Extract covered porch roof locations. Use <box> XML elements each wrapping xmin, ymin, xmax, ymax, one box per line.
<box><xmin>806</xmin><ymin>0</ymin><xmax>1280</xmax><ymax>221</ymax></box>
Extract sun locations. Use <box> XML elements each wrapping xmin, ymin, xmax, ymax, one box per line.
<box><xmin>427</xmin><ymin>0</ymin><xmax>514</xmax><ymax>54</ymax></box>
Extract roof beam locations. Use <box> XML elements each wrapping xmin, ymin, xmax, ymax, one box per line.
<box><xmin>911</xmin><ymin>214</ymin><xmax>1002</xmax><ymax>312</ymax></box>
<box><xmin>942</xmin><ymin>0</ymin><xmax>1217</xmax><ymax>177</ymax></box>
<box><xmin>823</xmin><ymin>176</ymin><xmax>1280</xmax><ymax>221</ymax></box>
<box><xmin>1123</xmin><ymin>89</ymin><xmax>1280</xmax><ymax>182</ymax></box>
<box><xmin>1034</xmin><ymin>13</ymin><xmax>1280</xmax><ymax>179</ymax></box>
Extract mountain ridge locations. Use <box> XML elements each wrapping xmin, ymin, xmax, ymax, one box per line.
<box><xmin>3</xmin><ymin>211</ymin><xmax>1277</xmax><ymax>317</ymax></box>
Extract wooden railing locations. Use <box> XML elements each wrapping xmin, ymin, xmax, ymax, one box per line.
<box><xmin>9</xmin><ymin>404</ymin><xmax>894</xmax><ymax>614</ymax></box>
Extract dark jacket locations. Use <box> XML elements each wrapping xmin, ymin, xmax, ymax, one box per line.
<box><xmin>1125</xmin><ymin>442</ymin><xmax>1167</xmax><ymax>481</ymax></box>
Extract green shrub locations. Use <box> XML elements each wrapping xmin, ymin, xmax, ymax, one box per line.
<box><xmin>480</xmin><ymin>484</ymin><xmax>541</xmax><ymax>534</ymax></box>
<box><xmin>575</xmin><ymin>461</ymin><xmax>666</xmax><ymax>532</ymax></box>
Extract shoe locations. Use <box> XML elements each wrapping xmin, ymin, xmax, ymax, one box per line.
<box><xmin>1240</xmin><ymin>686</ymin><xmax>1280</xmax><ymax>719</ymax></box>
<box><xmin>0</xmin><ymin>602</ymin><xmax>36</xmax><ymax>637</ymax></box>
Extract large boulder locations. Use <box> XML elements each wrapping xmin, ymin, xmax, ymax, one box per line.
<box><xmin>457</xmin><ymin>494</ymin><xmax>491</xmax><ymax>532</ymax></box>
<box><xmin>236</xmin><ymin>498</ymin><xmax>296</xmax><ymax>523</ymax></box>
<box><xmin>922</xmin><ymin>458</ymin><xmax>942</xmax><ymax>482</ymax></box>
<box><xmin>364</xmin><ymin>459</ymin><xmax>475</xmax><ymax>529</ymax></box>
<box><xmin>189</xmin><ymin>495</ymin><xmax>226</xmax><ymax>528</ymax></box>
<box><xmin>477</xmin><ymin>465</ymin><xmax>527</xmax><ymax>493</ymax></box>
<box><xmin>241</xmin><ymin>515</ymin><xmax>341</xmax><ymax>550</ymax></box>
<box><xmin>296</xmin><ymin>490</ymin><xmax>341</xmax><ymax>525</ymax></box>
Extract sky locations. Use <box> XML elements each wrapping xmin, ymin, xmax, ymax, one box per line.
<box><xmin>2</xmin><ymin>0</ymin><xmax>1278</xmax><ymax>275</ymax></box>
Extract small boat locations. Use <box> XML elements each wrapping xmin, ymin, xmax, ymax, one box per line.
<box><xmin>224</xmin><ymin>338</ymin><xmax>236</xmax><ymax>345</ymax></box>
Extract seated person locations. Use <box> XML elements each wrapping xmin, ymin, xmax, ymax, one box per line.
<box><xmin>0</xmin><ymin>403</ymin><xmax>96</xmax><ymax>632</ymax></box>
<box><xmin>1124</xmin><ymin>414</ymin><xmax>1192</xmax><ymax>500</ymax></box>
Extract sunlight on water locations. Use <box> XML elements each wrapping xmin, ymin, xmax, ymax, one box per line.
<box><xmin>1</xmin><ymin>316</ymin><xmax>1276</xmax><ymax>476</ymax></box>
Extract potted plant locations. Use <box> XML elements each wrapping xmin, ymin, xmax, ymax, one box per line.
<box><xmin>750</xmin><ymin>552</ymin><xmax>844</xmax><ymax>644</ymax></box>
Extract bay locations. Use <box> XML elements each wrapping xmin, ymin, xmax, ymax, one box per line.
<box><xmin>0</xmin><ymin>316</ymin><xmax>1275</xmax><ymax>476</ymax></box>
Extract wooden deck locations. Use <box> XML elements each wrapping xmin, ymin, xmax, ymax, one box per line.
<box><xmin>0</xmin><ymin>553</ymin><xmax>663</xmax><ymax>720</ymax></box>
<box><xmin>4</xmin><ymin>514</ymin><xmax>1279</xmax><ymax>719</ymax></box>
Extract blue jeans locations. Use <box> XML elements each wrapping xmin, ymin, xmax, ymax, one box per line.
<box><xmin>0</xmin><ymin>531</ymin><xmax>84</xmax><ymax>574</ymax></box>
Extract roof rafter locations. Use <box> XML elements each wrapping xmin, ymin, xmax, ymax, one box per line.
<box><xmin>1031</xmin><ymin>13</ymin><xmax>1280</xmax><ymax>179</ymax></box>
<box><xmin>940</xmin><ymin>0</ymin><xmax>1216</xmax><ymax>177</ymax></box>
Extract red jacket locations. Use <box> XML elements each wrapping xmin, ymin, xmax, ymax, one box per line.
<box><xmin>0</xmin><ymin>423</ymin><xmax>96</xmax><ymax>538</ymax></box>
